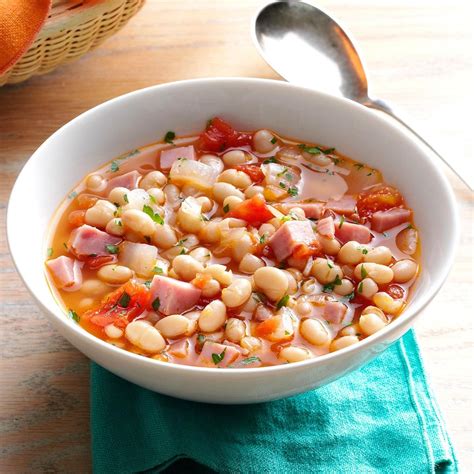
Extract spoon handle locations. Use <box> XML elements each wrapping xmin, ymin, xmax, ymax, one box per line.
<box><xmin>364</xmin><ymin>98</ymin><xmax>472</xmax><ymax>190</ymax></box>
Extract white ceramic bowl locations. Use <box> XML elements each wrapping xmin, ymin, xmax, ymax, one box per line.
<box><xmin>7</xmin><ymin>78</ymin><xmax>458</xmax><ymax>404</ymax></box>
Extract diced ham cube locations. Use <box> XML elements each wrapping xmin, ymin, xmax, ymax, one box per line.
<box><xmin>149</xmin><ymin>275</ymin><xmax>201</xmax><ymax>315</ymax></box>
<box><xmin>106</xmin><ymin>171</ymin><xmax>141</xmax><ymax>193</ymax></box>
<box><xmin>197</xmin><ymin>341</ymin><xmax>240</xmax><ymax>368</ymax></box>
<box><xmin>371</xmin><ymin>208</ymin><xmax>412</xmax><ymax>233</ymax></box>
<box><xmin>325</xmin><ymin>196</ymin><xmax>356</xmax><ymax>216</ymax></box>
<box><xmin>160</xmin><ymin>146</ymin><xmax>195</xmax><ymax>169</ymax></box>
<box><xmin>268</xmin><ymin>220</ymin><xmax>315</xmax><ymax>261</ymax></box>
<box><xmin>323</xmin><ymin>301</ymin><xmax>347</xmax><ymax>324</ymax></box>
<box><xmin>168</xmin><ymin>339</ymin><xmax>189</xmax><ymax>358</ymax></box>
<box><xmin>317</xmin><ymin>216</ymin><xmax>335</xmax><ymax>238</ymax></box>
<box><xmin>68</xmin><ymin>225</ymin><xmax>122</xmax><ymax>258</ymax></box>
<box><xmin>335</xmin><ymin>221</ymin><xmax>371</xmax><ymax>244</ymax></box>
<box><xmin>282</xmin><ymin>202</ymin><xmax>324</xmax><ymax>219</ymax></box>
<box><xmin>119</xmin><ymin>241</ymin><xmax>158</xmax><ymax>277</ymax></box>
<box><xmin>46</xmin><ymin>256</ymin><xmax>83</xmax><ymax>291</ymax></box>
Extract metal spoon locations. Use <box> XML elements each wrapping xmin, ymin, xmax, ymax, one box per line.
<box><xmin>254</xmin><ymin>0</ymin><xmax>472</xmax><ymax>189</ymax></box>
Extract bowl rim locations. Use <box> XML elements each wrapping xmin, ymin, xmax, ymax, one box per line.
<box><xmin>7</xmin><ymin>77</ymin><xmax>459</xmax><ymax>376</ymax></box>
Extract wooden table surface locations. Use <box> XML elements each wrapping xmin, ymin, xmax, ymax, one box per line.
<box><xmin>0</xmin><ymin>0</ymin><xmax>472</xmax><ymax>471</ymax></box>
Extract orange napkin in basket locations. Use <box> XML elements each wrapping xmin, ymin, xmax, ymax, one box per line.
<box><xmin>0</xmin><ymin>0</ymin><xmax>52</xmax><ymax>74</ymax></box>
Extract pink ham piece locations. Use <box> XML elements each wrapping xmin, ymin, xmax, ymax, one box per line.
<box><xmin>371</xmin><ymin>208</ymin><xmax>412</xmax><ymax>233</ymax></box>
<box><xmin>282</xmin><ymin>202</ymin><xmax>324</xmax><ymax>219</ymax></box>
<box><xmin>68</xmin><ymin>225</ymin><xmax>122</xmax><ymax>258</ymax></box>
<box><xmin>106</xmin><ymin>170</ymin><xmax>141</xmax><ymax>193</ymax></box>
<box><xmin>46</xmin><ymin>256</ymin><xmax>83</xmax><ymax>291</ymax></box>
<box><xmin>160</xmin><ymin>146</ymin><xmax>195</xmax><ymax>169</ymax></box>
<box><xmin>149</xmin><ymin>275</ymin><xmax>201</xmax><ymax>316</ymax></box>
<box><xmin>323</xmin><ymin>301</ymin><xmax>347</xmax><ymax>324</ymax></box>
<box><xmin>197</xmin><ymin>341</ymin><xmax>240</xmax><ymax>368</ymax></box>
<box><xmin>268</xmin><ymin>220</ymin><xmax>315</xmax><ymax>261</ymax></box>
<box><xmin>335</xmin><ymin>221</ymin><xmax>371</xmax><ymax>244</ymax></box>
<box><xmin>325</xmin><ymin>196</ymin><xmax>356</xmax><ymax>216</ymax></box>
<box><xmin>317</xmin><ymin>216</ymin><xmax>335</xmax><ymax>238</ymax></box>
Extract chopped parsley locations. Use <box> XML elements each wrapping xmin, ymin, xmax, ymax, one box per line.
<box><xmin>175</xmin><ymin>238</ymin><xmax>188</xmax><ymax>246</ymax></box>
<box><xmin>63</xmin><ymin>242</ymin><xmax>68</xmax><ymax>250</ymax></box>
<box><xmin>360</xmin><ymin>247</ymin><xmax>368</xmax><ymax>255</ymax></box>
<box><xmin>123</xmin><ymin>193</ymin><xmax>129</xmax><ymax>203</ymax></box>
<box><xmin>212</xmin><ymin>348</ymin><xmax>226</xmax><ymax>365</ymax></box>
<box><xmin>197</xmin><ymin>334</ymin><xmax>206</xmax><ymax>345</ymax></box>
<box><xmin>179</xmin><ymin>248</ymin><xmax>187</xmax><ymax>255</ymax></box>
<box><xmin>270</xmin><ymin>136</ymin><xmax>277</xmax><ymax>144</ymax></box>
<box><xmin>223</xmin><ymin>204</ymin><xmax>230</xmax><ymax>213</ymax></box>
<box><xmin>361</xmin><ymin>264</ymin><xmax>368</xmax><ymax>279</ymax></box>
<box><xmin>47</xmin><ymin>247</ymin><xmax>53</xmax><ymax>257</ymax></box>
<box><xmin>322</xmin><ymin>275</ymin><xmax>342</xmax><ymax>293</ymax></box>
<box><xmin>164</xmin><ymin>131</ymin><xmax>176</xmax><ymax>143</ymax></box>
<box><xmin>339</xmin><ymin>215</ymin><xmax>345</xmax><ymax>228</ymax></box>
<box><xmin>353</xmin><ymin>163</ymin><xmax>364</xmax><ymax>170</ymax></box>
<box><xmin>405</xmin><ymin>224</ymin><xmax>414</xmax><ymax>230</ymax></box>
<box><xmin>143</xmin><ymin>204</ymin><xmax>164</xmax><ymax>224</ymax></box>
<box><xmin>152</xmin><ymin>297</ymin><xmax>160</xmax><ymax>311</ymax></box>
<box><xmin>259</xmin><ymin>233</ymin><xmax>267</xmax><ymax>244</ymax></box>
<box><xmin>68</xmin><ymin>191</ymin><xmax>78</xmax><ymax>200</ymax></box>
<box><xmin>298</xmin><ymin>144</ymin><xmax>335</xmax><ymax>155</ymax></box>
<box><xmin>357</xmin><ymin>282</ymin><xmax>364</xmax><ymax>294</ymax></box>
<box><xmin>111</xmin><ymin>161</ymin><xmax>120</xmax><ymax>172</ymax></box>
<box><xmin>152</xmin><ymin>266</ymin><xmax>163</xmax><ymax>274</ymax></box>
<box><xmin>277</xmin><ymin>167</ymin><xmax>288</xmax><ymax>177</ymax></box>
<box><xmin>252</xmin><ymin>292</ymin><xmax>266</xmax><ymax>303</ymax></box>
<box><xmin>279</xmin><ymin>182</ymin><xmax>286</xmax><ymax>189</ymax></box>
<box><xmin>118</xmin><ymin>292</ymin><xmax>131</xmax><ymax>307</ymax></box>
<box><xmin>287</xmin><ymin>186</ymin><xmax>298</xmax><ymax>197</ymax></box>
<box><xmin>144</xmin><ymin>280</ymin><xmax>152</xmax><ymax>289</ymax></box>
<box><xmin>105</xmin><ymin>244</ymin><xmax>119</xmax><ymax>254</ymax></box>
<box><xmin>263</xmin><ymin>156</ymin><xmax>277</xmax><ymax>164</ymax></box>
<box><xmin>327</xmin><ymin>259</ymin><xmax>334</xmax><ymax>269</ymax></box>
<box><xmin>345</xmin><ymin>291</ymin><xmax>355</xmax><ymax>300</ymax></box>
<box><xmin>200</xmin><ymin>214</ymin><xmax>209</xmax><ymax>221</ymax></box>
<box><xmin>68</xmin><ymin>309</ymin><xmax>80</xmax><ymax>323</ymax></box>
<box><xmin>241</xmin><ymin>356</ymin><xmax>261</xmax><ymax>365</ymax></box>
<box><xmin>149</xmin><ymin>194</ymin><xmax>157</xmax><ymax>204</ymax></box>
<box><xmin>276</xmin><ymin>294</ymin><xmax>290</xmax><ymax>309</ymax></box>
<box><xmin>382</xmin><ymin>232</ymin><xmax>389</xmax><ymax>238</ymax></box>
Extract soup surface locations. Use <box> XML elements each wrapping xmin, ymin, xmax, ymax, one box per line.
<box><xmin>45</xmin><ymin>118</ymin><xmax>420</xmax><ymax>368</ymax></box>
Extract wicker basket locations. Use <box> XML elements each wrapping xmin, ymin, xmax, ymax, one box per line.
<box><xmin>0</xmin><ymin>0</ymin><xmax>145</xmax><ymax>86</ymax></box>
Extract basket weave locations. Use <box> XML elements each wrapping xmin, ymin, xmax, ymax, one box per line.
<box><xmin>0</xmin><ymin>0</ymin><xmax>145</xmax><ymax>86</ymax></box>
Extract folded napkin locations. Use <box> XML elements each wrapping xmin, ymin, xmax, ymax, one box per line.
<box><xmin>0</xmin><ymin>0</ymin><xmax>52</xmax><ymax>74</ymax></box>
<box><xmin>91</xmin><ymin>330</ymin><xmax>457</xmax><ymax>473</ymax></box>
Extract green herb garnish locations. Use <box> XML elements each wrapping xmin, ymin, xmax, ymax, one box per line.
<box><xmin>223</xmin><ymin>204</ymin><xmax>230</xmax><ymax>213</ymax></box>
<box><xmin>105</xmin><ymin>244</ymin><xmax>119</xmax><ymax>254</ymax></box>
<box><xmin>123</xmin><ymin>193</ymin><xmax>129</xmax><ymax>203</ymax></box>
<box><xmin>47</xmin><ymin>248</ymin><xmax>53</xmax><ymax>257</ymax></box>
<box><xmin>339</xmin><ymin>215</ymin><xmax>345</xmax><ymax>228</ymax></box>
<box><xmin>111</xmin><ymin>161</ymin><xmax>120</xmax><ymax>172</ymax></box>
<box><xmin>259</xmin><ymin>233</ymin><xmax>267</xmax><ymax>244</ymax></box>
<box><xmin>276</xmin><ymin>294</ymin><xmax>290</xmax><ymax>309</ymax></box>
<box><xmin>68</xmin><ymin>309</ymin><xmax>80</xmax><ymax>323</ymax></box>
<box><xmin>152</xmin><ymin>266</ymin><xmax>163</xmax><ymax>274</ymax></box>
<box><xmin>118</xmin><ymin>292</ymin><xmax>131</xmax><ymax>307</ymax></box>
<box><xmin>144</xmin><ymin>280</ymin><xmax>152</xmax><ymax>289</ymax></box>
<box><xmin>287</xmin><ymin>186</ymin><xmax>298</xmax><ymax>197</ymax></box>
<box><xmin>143</xmin><ymin>204</ymin><xmax>164</xmax><ymax>224</ymax></box>
<box><xmin>241</xmin><ymin>356</ymin><xmax>261</xmax><ymax>365</ymax></box>
<box><xmin>279</xmin><ymin>182</ymin><xmax>286</xmax><ymax>189</ymax></box>
<box><xmin>270</xmin><ymin>137</ymin><xmax>277</xmax><ymax>144</ymax></box>
<box><xmin>212</xmin><ymin>349</ymin><xmax>226</xmax><ymax>365</ymax></box>
<box><xmin>357</xmin><ymin>282</ymin><xmax>364</xmax><ymax>294</ymax></box>
<box><xmin>263</xmin><ymin>156</ymin><xmax>277</xmax><ymax>164</ymax></box>
<box><xmin>68</xmin><ymin>191</ymin><xmax>78</xmax><ymax>200</ymax></box>
<box><xmin>152</xmin><ymin>297</ymin><xmax>160</xmax><ymax>311</ymax></box>
<box><xmin>322</xmin><ymin>275</ymin><xmax>343</xmax><ymax>293</ymax></box>
<box><xmin>149</xmin><ymin>194</ymin><xmax>157</xmax><ymax>204</ymax></box>
<box><xmin>164</xmin><ymin>131</ymin><xmax>176</xmax><ymax>144</ymax></box>
<box><xmin>361</xmin><ymin>264</ymin><xmax>368</xmax><ymax>279</ymax></box>
<box><xmin>353</xmin><ymin>163</ymin><xmax>364</xmax><ymax>170</ymax></box>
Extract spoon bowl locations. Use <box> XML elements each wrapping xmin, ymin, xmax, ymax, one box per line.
<box><xmin>254</xmin><ymin>0</ymin><xmax>472</xmax><ymax>189</ymax></box>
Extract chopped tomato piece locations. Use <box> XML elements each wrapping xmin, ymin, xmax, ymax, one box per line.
<box><xmin>255</xmin><ymin>317</ymin><xmax>280</xmax><ymax>337</ymax></box>
<box><xmin>68</xmin><ymin>210</ymin><xmax>86</xmax><ymax>227</ymax></box>
<box><xmin>83</xmin><ymin>281</ymin><xmax>149</xmax><ymax>328</ymax></box>
<box><xmin>85</xmin><ymin>254</ymin><xmax>118</xmax><ymax>269</ymax></box>
<box><xmin>228</xmin><ymin>194</ymin><xmax>273</xmax><ymax>227</ymax></box>
<box><xmin>235</xmin><ymin>164</ymin><xmax>264</xmax><ymax>183</ymax></box>
<box><xmin>196</xmin><ymin>117</ymin><xmax>252</xmax><ymax>152</ymax></box>
<box><xmin>292</xmin><ymin>239</ymin><xmax>323</xmax><ymax>260</ymax></box>
<box><xmin>77</xmin><ymin>194</ymin><xmax>99</xmax><ymax>209</ymax></box>
<box><xmin>357</xmin><ymin>184</ymin><xmax>404</xmax><ymax>218</ymax></box>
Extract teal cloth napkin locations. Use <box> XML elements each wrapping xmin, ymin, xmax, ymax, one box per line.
<box><xmin>90</xmin><ymin>330</ymin><xmax>458</xmax><ymax>473</ymax></box>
